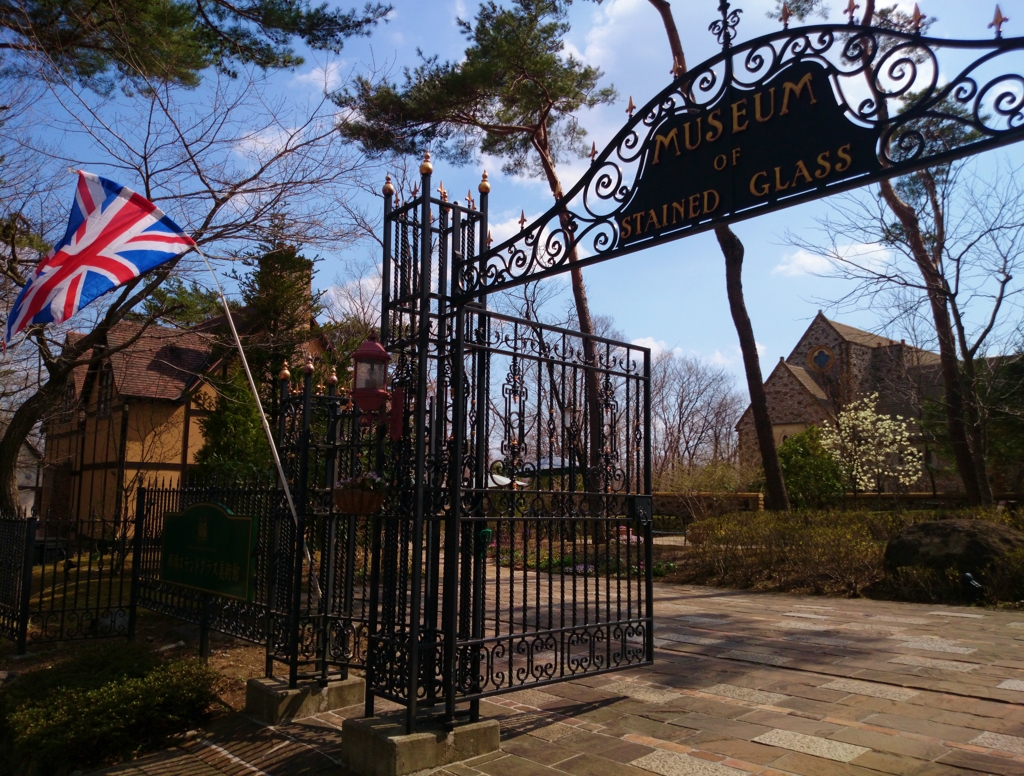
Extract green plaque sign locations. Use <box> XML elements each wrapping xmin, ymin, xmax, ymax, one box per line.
<box><xmin>160</xmin><ymin>502</ymin><xmax>258</xmax><ymax>601</ymax></box>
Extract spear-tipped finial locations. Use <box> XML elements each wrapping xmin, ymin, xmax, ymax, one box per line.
<box><xmin>670</xmin><ymin>56</ymin><xmax>685</xmax><ymax>77</ymax></box>
<box><xmin>419</xmin><ymin>149</ymin><xmax>433</xmax><ymax>175</ymax></box>
<box><xmin>589</xmin><ymin>142</ymin><xmax>598</xmax><ymax>162</ymax></box>
<box><xmin>911</xmin><ymin>3</ymin><xmax>925</xmax><ymax>32</ymax></box>
<box><xmin>410</xmin><ymin>182</ymin><xmax>420</xmax><ymax>199</ymax></box>
<box><xmin>990</xmin><ymin>5</ymin><xmax>1009</xmax><ymax>37</ymax></box>
<box><xmin>382</xmin><ymin>173</ymin><xmax>395</xmax><ymax>197</ymax></box>
<box><xmin>466</xmin><ymin>190</ymin><xmax>476</xmax><ymax>210</ymax></box>
<box><xmin>478</xmin><ymin>170</ymin><xmax>491</xmax><ymax>194</ymax></box>
<box><xmin>626</xmin><ymin>95</ymin><xmax>636</xmax><ymax>118</ymax></box>
<box><xmin>518</xmin><ymin>210</ymin><xmax>528</xmax><ymax>230</ymax></box>
<box><xmin>845</xmin><ymin>0</ymin><xmax>860</xmax><ymax>24</ymax></box>
<box><xmin>437</xmin><ymin>181</ymin><xmax>448</xmax><ymax>201</ymax></box>
<box><xmin>780</xmin><ymin>2</ymin><xmax>792</xmax><ymax>28</ymax></box>
<box><xmin>487</xmin><ymin>229</ymin><xmax>493</xmax><ymax>247</ymax></box>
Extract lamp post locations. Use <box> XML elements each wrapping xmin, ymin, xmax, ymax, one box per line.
<box><xmin>351</xmin><ymin>330</ymin><xmax>390</xmax><ymax>414</ymax></box>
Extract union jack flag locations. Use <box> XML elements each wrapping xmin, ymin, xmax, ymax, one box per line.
<box><xmin>4</xmin><ymin>170</ymin><xmax>195</xmax><ymax>348</ymax></box>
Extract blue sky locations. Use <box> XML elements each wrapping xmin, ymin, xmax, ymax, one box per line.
<box><xmin>302</xmin><ymin>0</ymin><xmax>1024</xmax><ymax>378</ymax></box>
<box><xmin>20</xmin><ymin>0</ymin><xmax>1022</xmax><ymax>378</ymax></box>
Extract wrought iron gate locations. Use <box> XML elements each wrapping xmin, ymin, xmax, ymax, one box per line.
<box><xmin>366</xmin><ymin>163</ymin><xmax>654</xmax><ymax>731</ymax></box>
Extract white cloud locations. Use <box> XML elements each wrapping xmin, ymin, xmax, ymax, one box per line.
<box><xmin>630</xmin><ymin>336</ymin><xmax>683</xmax><ymax>359</ymax></box>
<box><xmin>293</xmin><ymin>61</ymin><xmax>346</xmax><ymax>92</ymax></box>
<box><xmin>772</xmin><ymin>243</ymin><xmax>890</xmax><ymax>277</ymax></box>
<box><xmin>708</xmin><ymin>349</ymin><xmax>733</xmax><ymax>366</ymax></box>
<box><xmin>568</xmin><ymin>0</ymin><xmax>647</xmax><ymax>69</ymax></box>
<box><xmin>234</xmin><ymin>126</ymin><xmax>294</xmax><ymax>158</ymax></box>
<box><xmin>772</xmin><ymin>248</ymin><xmax>832</xmax><ymax>277</ymax></box>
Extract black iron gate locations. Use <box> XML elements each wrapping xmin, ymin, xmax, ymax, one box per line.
<box><xmin>364</xmin><ymin>163</ymin><xmax>654</xmax><ymax>731</ymax></box>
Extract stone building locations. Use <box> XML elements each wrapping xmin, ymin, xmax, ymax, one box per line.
<box><xmin>736</xmin><ymin>312</ymin><xmax>946</xmax><ymax>486</ymax></box>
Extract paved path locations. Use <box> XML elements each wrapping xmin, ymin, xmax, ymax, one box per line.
<box><xmin>98</xmin><ymin>585</ymin><xmax>1024</xmax><ymax>775</ymax></box>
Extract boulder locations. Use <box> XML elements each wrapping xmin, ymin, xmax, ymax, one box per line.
<box><xmin>884</xmin><ymin>519</ymin><xmax>1024</xmax><ymax>575</ymax></box>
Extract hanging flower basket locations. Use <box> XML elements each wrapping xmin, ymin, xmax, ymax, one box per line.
<box><xmin>333</xmin><ymin>473</ymin><xmax>385</xmax><ymax>515</ymax></box>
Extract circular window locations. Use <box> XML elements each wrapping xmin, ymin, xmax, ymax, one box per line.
<box><xmin>807</xmin><ymin>346</ymin><xmax>835</xmax><ymax>373</ymax></box>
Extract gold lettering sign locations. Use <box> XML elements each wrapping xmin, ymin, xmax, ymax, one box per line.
<box><xmin>619</xmin><ymin>61</ymin><xmax>881</xmax><ymax>245</ymax></box>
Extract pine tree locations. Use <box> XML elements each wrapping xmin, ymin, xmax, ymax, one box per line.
<box><xmin>1</xmin><ymin>0</ymin><xmax>390</xmax><ymax>92</ymax></box>
<box><xmin>195</xmin><ymin>230</ymin><xmax>326</xmax><ymax>477</ymax></box>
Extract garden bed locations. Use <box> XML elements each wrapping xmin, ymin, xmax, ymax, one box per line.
<box><xmin>651</xmin><ymin>507</ymin><xmax>1024</xmax><ymax>605</ymax></box>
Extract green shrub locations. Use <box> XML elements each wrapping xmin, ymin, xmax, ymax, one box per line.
<box><xmin>778</xmin><ymin>427</ymin><xmax>844</xmax><ymax>510</ymax></box>
<box><xmin>683</xmin><ymin>507</ymin><xmax>1024</xmax><ymax>603</ymax></box>
<box><xmin>687</xmin><ymin>510</ymin><xmax>917</xmax><ymax>595</ymax></box>
<box><xmin>0</xmin><ymin>643</ymin><xmax>218</xmax><ymax>775</ymax></box>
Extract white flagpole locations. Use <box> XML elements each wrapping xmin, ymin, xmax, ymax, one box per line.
<box><xmin>193</xmin><ymin>247</ymin><xmax>321</xmax><ymax>596</ymax></box>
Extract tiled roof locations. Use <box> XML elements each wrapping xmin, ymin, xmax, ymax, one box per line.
<box><xmin>782</xmin><ymin>362</ymin><xmax>829</xmax><ymax>405</ymax></box>
<box><xmin>66</xmin><ymin>321</ymin><xmax>213</xmax><ymax>402</ymax></box>
<box><xmin>825</xmin><ymin>318</ymin><xmax>901</xmax><ymax>348</ymax></box>
<box><xmin>105</xmin><ymin>321</ymin><xmax>212</xmax><ymax>400</ymax></box>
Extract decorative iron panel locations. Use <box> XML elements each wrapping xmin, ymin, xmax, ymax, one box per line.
<box><xmin>458</xmin><ymin>7</ymin><xmax>1024</xmax><ymax>298</ymax></box>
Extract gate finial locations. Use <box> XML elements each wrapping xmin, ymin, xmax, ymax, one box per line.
<box><xmin>382</xmin><ymin>174</ymin><xmax>395</xmax><ymax>197</ymax></box>
<box><xmin>845</xmin><ymin>0</ymin><xmax>860</xmax><ymax>24</ymax></box>
<box><xmin>911</xmin><ymin>3</ymin><xmax>926</xmax><ymax>33</ymax></box>
<box><xmin>780</xmin><ymin>3</ymin><xmax>792</xmax><ymax>28</ymax></box>
<box><xmin>990</xmin><ymin>5</ymin><xmax>1009</xmax><ymax>37</ymax></box>
<box><xmin>478</xmin><ymin>170</ymin><xmax>491</xmax><ymax>194</ymax></box>
<box><xmin>710</xmin><ymin>0</ymin><xmax>742</xmax><ymax>49</ymax></box>
<box><xmin>419</xmin><ymin>150</ymin><xmax>433</xmax><ymax>175</ymax></box>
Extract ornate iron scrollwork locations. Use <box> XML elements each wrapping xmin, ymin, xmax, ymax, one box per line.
<box><xmin>459</xmin><ymin>19</ymin><xmax>1024</xmax><ymax>299</ymax></box>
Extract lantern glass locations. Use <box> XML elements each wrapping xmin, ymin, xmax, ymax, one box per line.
<box><xmin>355</xmin><ymin>360</ymin><xmax>387</xmax><ymax>391</ymax></box>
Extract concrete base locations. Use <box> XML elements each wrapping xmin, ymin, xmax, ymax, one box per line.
<box><xmin>341</xmin><ymin>713</ymin><xmax>500</xmax><ymax>776</ymax></box>
<box><xmin>245</xmin><ymin>676</ymin><xmax>365</xmax><ymax>725</ymax></box>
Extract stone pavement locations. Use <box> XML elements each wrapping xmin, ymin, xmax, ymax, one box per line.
<box><xmin>98</xmin><ymin>585</ymin><xmax>1024</xmax><ymax>775</ymax></box>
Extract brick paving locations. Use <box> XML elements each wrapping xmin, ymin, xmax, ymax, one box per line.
<box><xmin>96</xmin><ymin>585</ymin><xmax>1024</xmax><ymax>775</ymax></box>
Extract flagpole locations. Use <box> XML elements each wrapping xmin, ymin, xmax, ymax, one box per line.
<box><xmin>193</xmin><ymin>247</ymin><xmax>321</xmax><ymax>597</ymax></box>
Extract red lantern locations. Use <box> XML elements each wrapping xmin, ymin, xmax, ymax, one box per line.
<box><xmin>351</xmin><ymin>330</ymin><xmax>390</xmax><ymax>413</ymax></box>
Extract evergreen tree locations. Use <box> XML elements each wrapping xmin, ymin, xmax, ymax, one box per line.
<box><xmin>133</xmin><ymin>277</ymin><xmax>227</xmax><ymax>328</ymax></box>
<box><xmin>195</xmin><ymin>229</ymin><xmax>326</xmax><ymax>478</ymax></box>
<box><xmin>194</xmin><ymin>368</ymin><xmax>270</xmax><ymax>479</ymax></box>
<box><xmin>232</xmin><ymin>228</ymin><xmax>325</xmax><ymax>396</ymax></box>
<box><xmin>778</xmin><ymin>426</ymin><xmax>844</xmax><ymax>510</ymax></box>
<box><xmin>1</xmin><ymin>0</ymin><xmax>390</xmax><ymax>92</ymax></box>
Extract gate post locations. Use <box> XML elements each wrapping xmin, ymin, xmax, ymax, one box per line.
<box><xmin>127</xmin><ymin>486</ymin><xmax>146</xmax><ymax>641</ymax></box>
<box><xmin>16</xmin><ymin>517</ymin><xmax>36</xmax><ymax>656</ymax></box>
<box><xmin>442</xmin><ymin>208</ymin><xmax>465</xmax><ymax>726</ymax></box>
<box><xmin>643</xmin><ymin>348</ymin><xmax>654</xmax><ymax>662</ymax></box>
<box><xmin>404</xmin><ymin>155</ymin><xmax>434</xmax><ymax>733</ymax></box>
<box><xmin>288</xmin><ymin>362</ymin><xmax>313</xmax><ymax>687</ymax></box>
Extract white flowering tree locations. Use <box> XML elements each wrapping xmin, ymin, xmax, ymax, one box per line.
<box><xmin>820</xmin><ymin>394</ymin><xmax>924</xmax><ymax>495</ymax></box>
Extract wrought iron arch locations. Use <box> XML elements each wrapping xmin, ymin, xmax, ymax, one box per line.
<box><xmin>455</xmin><ymin>4</ymin><xmax>1024</xmax><ymax>300</ymax></box>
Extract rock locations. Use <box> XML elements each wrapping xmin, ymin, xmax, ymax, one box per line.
<box><xmin>885</xmin><ymin>519</ymin><xmax>1024</xmax><ymax>575</ymax></box>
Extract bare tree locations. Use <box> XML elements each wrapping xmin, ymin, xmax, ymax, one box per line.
<box><xmin>650</xmin><ymin>352</ymin><xmax>742</xmax><ymax>487</ymax></box>
<box><xmin>0</xmin><ymin>67</ymin><xmax>377</xmax><ymax>511</ymax></box>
